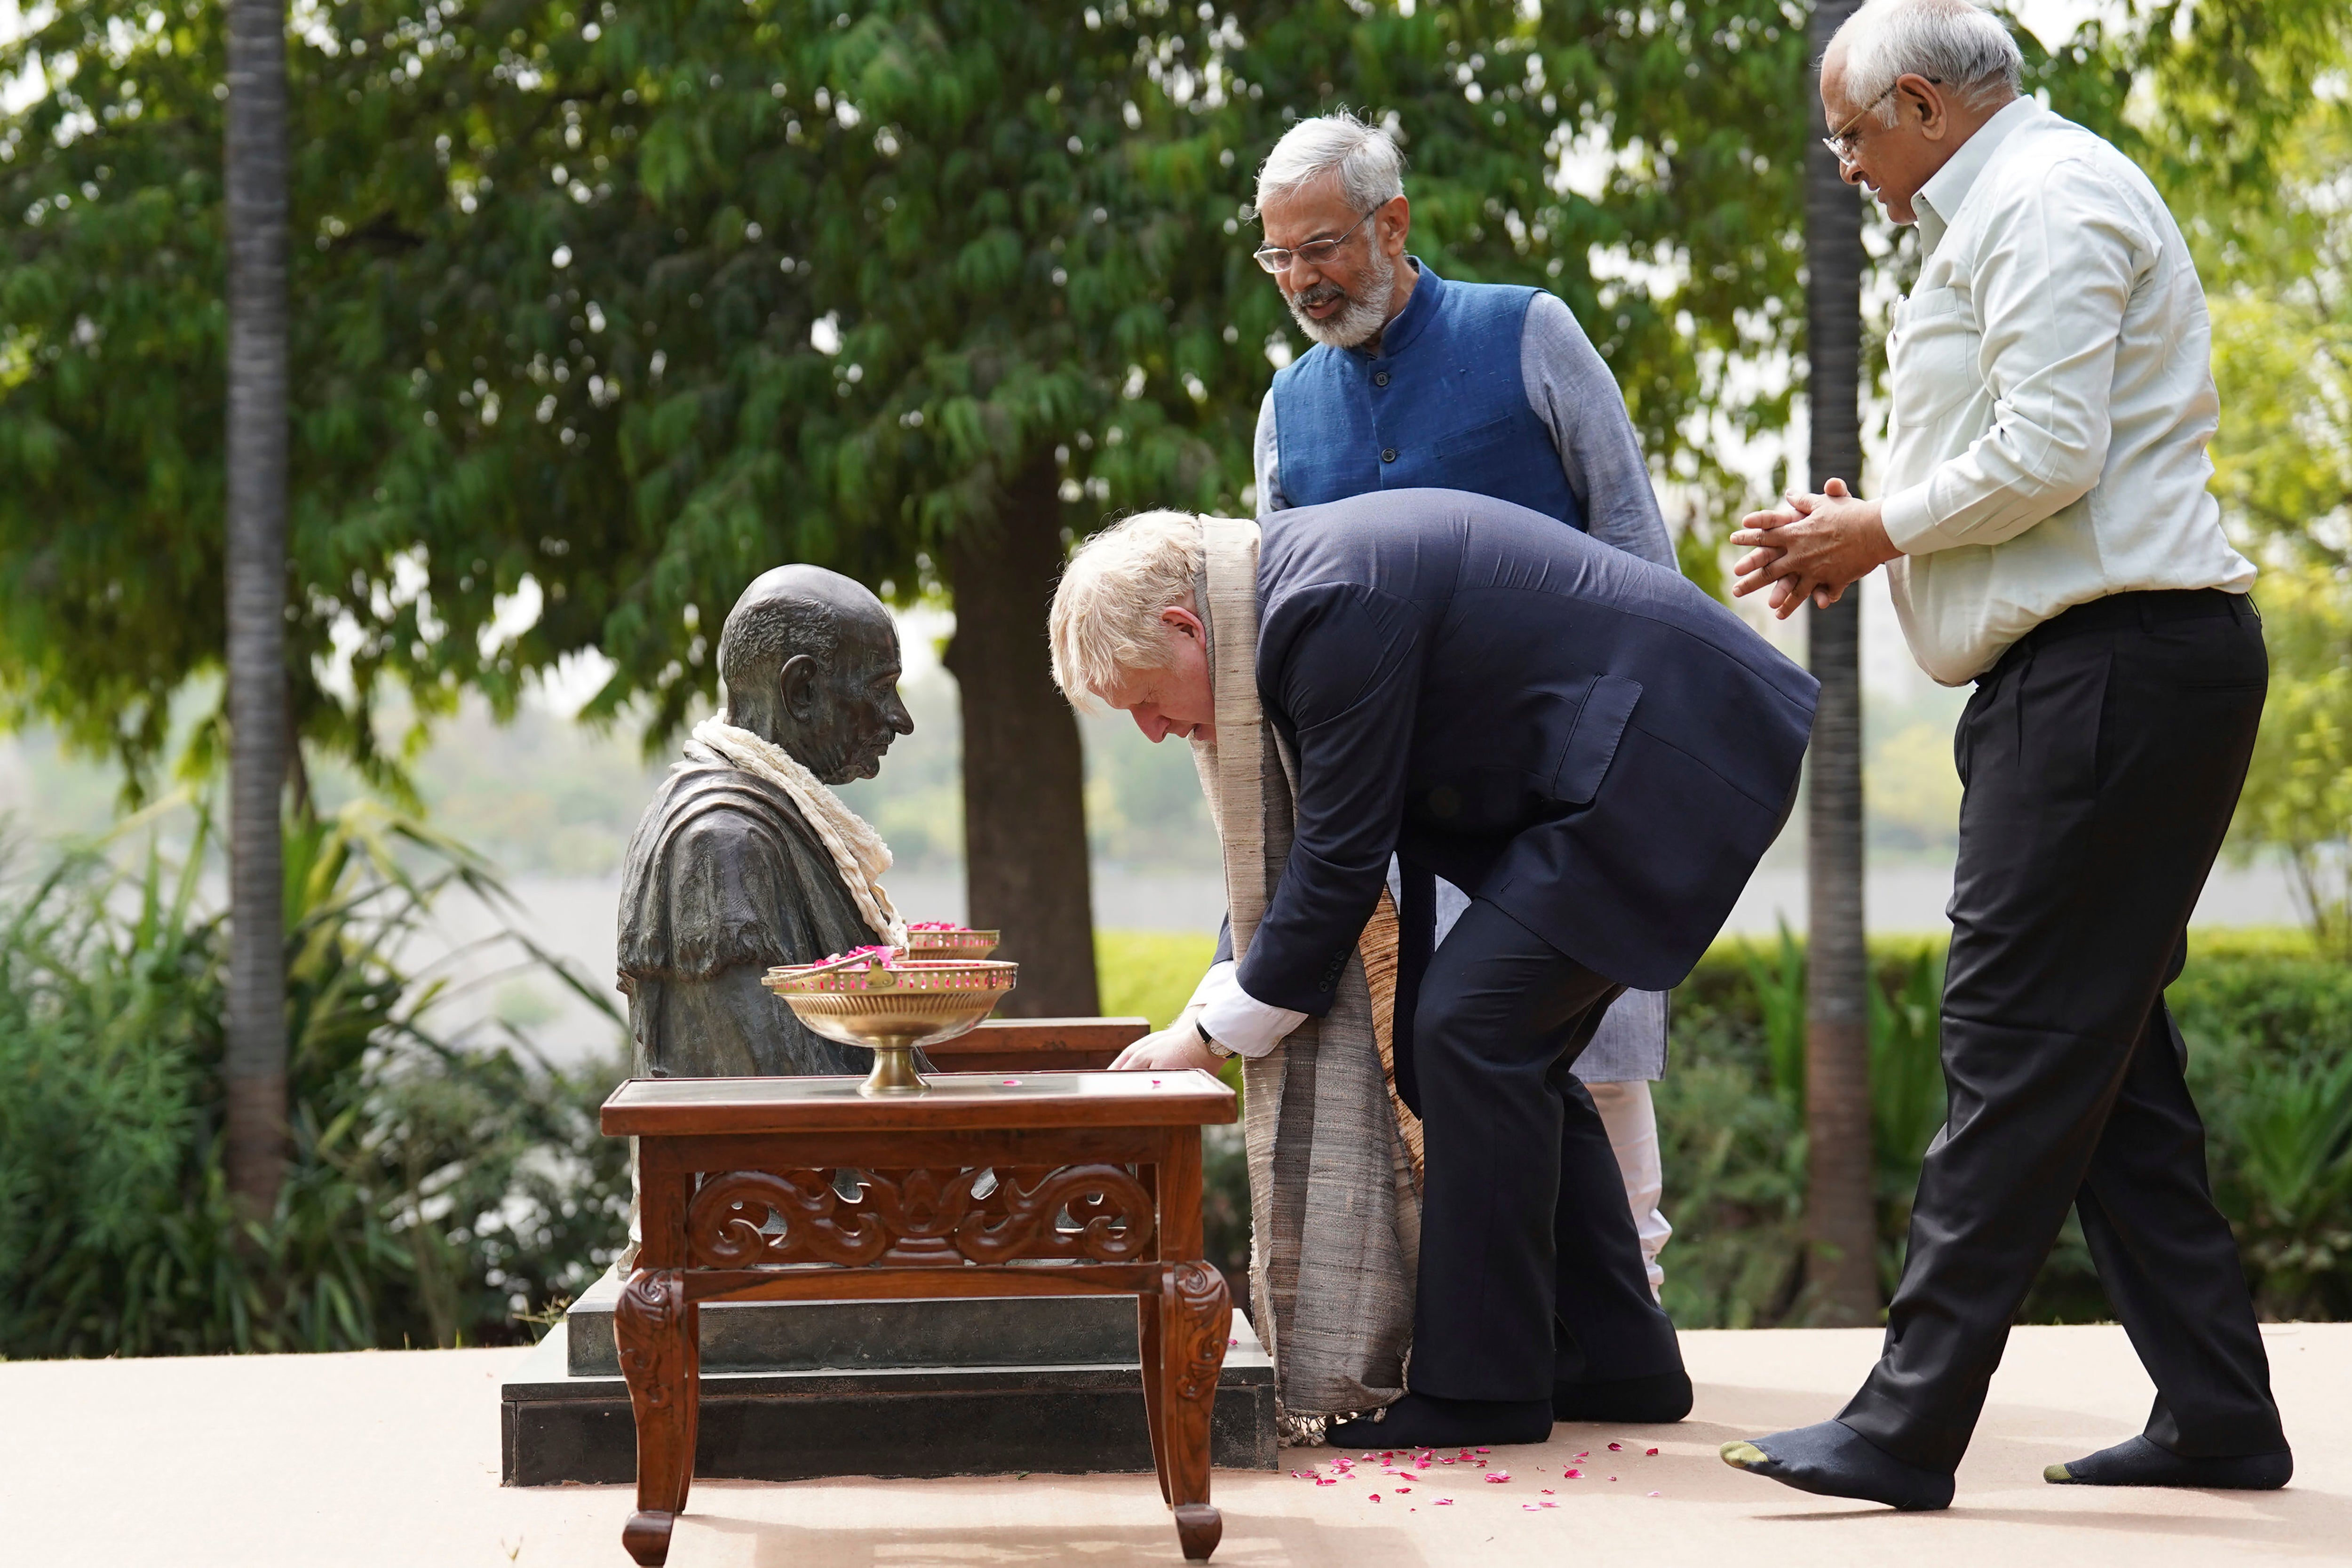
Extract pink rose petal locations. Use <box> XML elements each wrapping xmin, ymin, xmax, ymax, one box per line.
<box><xmin>1564</xmin><ymin>1469</ymin><xmax>1581</xmax><ymax>1479</ymax></box>
<box><xmin>1369</xmin><ymin>1494</ymin><xmax>1382</xmax><ymax>1503</ymax></box>
<box><xmin>1608</xmin><ymin>1442</ymin><xmax>1623</xmax><ymax>1451</ymax></box>
<box><xmin>1434</xmin><ymin>1498</ymin><xmax>1454</xmax><ymax>1506</ymax></box>
<box><xmin>1484</xmin><ymin>1472</ymin><xmax>1511</xmax><ymax>1484</ymax></box>
<box><xmin>1645</xmin><ymin>1447</ymin><xmax>1660</xmax><ymax>1456</ymax></box>
<box><xmin>1647</xmin><ymin>1490</ymin><xmax>1661</xmax><ymax>1497</ymax></box>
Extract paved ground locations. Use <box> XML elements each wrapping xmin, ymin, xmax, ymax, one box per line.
<box><xmin>5</xmin><ymin>1322</ymin><xmax>2342</xmax><ymax>1567</ymax></box>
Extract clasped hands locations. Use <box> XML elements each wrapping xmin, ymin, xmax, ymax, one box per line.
<box><xmin>1729</xmin><ymin>478</ymin><xmax>1904</xmax><ymax>617</ymax></box>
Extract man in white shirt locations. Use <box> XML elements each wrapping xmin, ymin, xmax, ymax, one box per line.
<box><xmin>1719</xmin><ymin>0</ymin><xmax>2289</xmax><ymax>1512</ymax></box>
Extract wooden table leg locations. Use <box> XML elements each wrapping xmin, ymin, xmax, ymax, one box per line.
<box><xmin>1155</xmin><ymin>1259</ymin><xmax>1232</xmax><ymax>1562</ymax></box>
<box><xmin>1137</xmin><ymin>1294</ymin><xmax>1174</xmax><ymax>1504</ymax></box>
<box><xmin>616</xmin><ymin>1269</ymin><xmax>700</xmax><ymax>1566</ymax></box>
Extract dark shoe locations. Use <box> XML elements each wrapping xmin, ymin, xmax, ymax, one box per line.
<box><xmin>1552</xmin><ymin>1367</ymin><xmax>1692</xmax><ymax>1424</ymax></box>
<box><xmin>1326</xmin><ymin>1391</ymin><xmax>1552</xmax><ymax>1450</ymax></box>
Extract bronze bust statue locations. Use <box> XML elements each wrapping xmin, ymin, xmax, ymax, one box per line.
<box><xmin>615</xmin><ymin>565</ymin><xmax>914</xmax><ymax>1076</ymax></box>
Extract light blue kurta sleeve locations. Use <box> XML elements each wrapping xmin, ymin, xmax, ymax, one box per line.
<box><xmin>1521</xmin><ymin>292</ymin><xmax>1676</xmax><ymax>571</ymax></box>
<box><xmin>1252</xmin><ymin>389</ymin><xmax>1287</xmax><ymax>517</ymax></box>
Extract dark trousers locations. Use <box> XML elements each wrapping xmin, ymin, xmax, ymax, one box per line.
<box><xmin>1406</xmin><ymin>896</ymin><xmax>1685</xmax><ymax>1401</ymax></box>
<box><xmin>1840</xmin><ymin>589</ymin><xmax>2287</xmax><ymax>1472</ymax></box>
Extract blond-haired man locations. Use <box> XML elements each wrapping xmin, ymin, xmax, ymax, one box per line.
<box><xmin>1051</xmin><ymin>488</ymin><xmax>1815</xmax><ymax>1449</ymax></box>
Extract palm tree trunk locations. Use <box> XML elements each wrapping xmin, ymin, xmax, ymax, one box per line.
<box><xmin>942</xmin><ymin>453</ymin><xmax>1102</xmax><ymax>1018</ymax></box>
<box><xmin>1804</xmin><ymin>0</ymin><xmax>1879</xmax><ymax>1324</ymax></box>
<box><xmin>223</xmin><ymin>0</ymin><xmax>292</xmax><ymax>1217</ymax></box>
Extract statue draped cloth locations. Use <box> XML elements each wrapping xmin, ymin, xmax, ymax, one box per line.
<box><xmin>1189</xmin><ymin>516</ymin><xmax>1425</xmax><ymax>1435</ymax></box>
<box><xmin>615</xmin><ymin>732</ymin><xmax>895</xmax><ymax>1078</ymax></box>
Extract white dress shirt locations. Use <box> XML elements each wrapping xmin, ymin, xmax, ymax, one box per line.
<box><xmin>1878</xmin><ymin>97</ymin><xmax>2256</xmax><ymax>686</ymax></box>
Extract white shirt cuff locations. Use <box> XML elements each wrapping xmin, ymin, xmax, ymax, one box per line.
<box><xmin>1878</xmin><ymin>483</ymin><xmax>1941</xmax><ymax>553</ymax></box>
<box><xmin>1192</xmin><ymin>961</ymin><xmax>1307</xmax><ymax>1059</ymax></box>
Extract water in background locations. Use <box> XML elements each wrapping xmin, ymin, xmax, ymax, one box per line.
<box><xmin>0</xmin><ymin>606</ymin><xmax>2307</xmax><ymax>1069</ymax></box>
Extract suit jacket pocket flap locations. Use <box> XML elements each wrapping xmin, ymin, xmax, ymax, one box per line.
<box><xmin>1552</xmin><ymin>674</ymin><xmax>1642</xmax><ymax>804</ymax></box>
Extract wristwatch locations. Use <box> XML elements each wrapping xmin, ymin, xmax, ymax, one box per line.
<box><xmin>1194</xmin><ymin>1016</ymin><xmax>1236</xmax><ymax>1060</ymax></box>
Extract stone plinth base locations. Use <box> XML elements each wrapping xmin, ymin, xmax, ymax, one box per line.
<box><xmin>500</xmin><ymin>1272</ymin><xmax>1278</xmax><ymax>1485</ymax></box>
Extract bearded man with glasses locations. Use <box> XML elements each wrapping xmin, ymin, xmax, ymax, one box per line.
<box><xmin>1127</xmin><ymin>108</ymin><xmax>1701</xmax><ymax>1431</ymax></box>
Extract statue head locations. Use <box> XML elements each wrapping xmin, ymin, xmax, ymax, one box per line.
<box><xmin>717</xmin><ymin>565</ymin><xmax>913</xmax><ymax>783</ymax></box>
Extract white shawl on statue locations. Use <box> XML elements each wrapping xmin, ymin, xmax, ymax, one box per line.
<box><xmin>1188</xmin><ymin>517</ymin><xmax>1424</xmax><ymax>1438</ymax></box>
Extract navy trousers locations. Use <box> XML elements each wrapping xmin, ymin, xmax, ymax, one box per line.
<box><xmin>1840</xmin><ymin>589</ymin><xmax>2287</xmax><ymax>1472</ymax></box>
<box><xmin>1406</xmin><ymin>897</ymin><xmax>1685</xmax><ymax>1401</ymax></box>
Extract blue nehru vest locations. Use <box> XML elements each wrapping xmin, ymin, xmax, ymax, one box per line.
<box><xmin>1270</xmin><ymin>261</ymin><xmax>1582</xmax><ymax>529</ymax></box>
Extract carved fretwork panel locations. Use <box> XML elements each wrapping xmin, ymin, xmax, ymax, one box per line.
<box><xmin>683</xmin><ymin>1163</ymin><xmax>1157</xmax><ymax>1269</ymax></box>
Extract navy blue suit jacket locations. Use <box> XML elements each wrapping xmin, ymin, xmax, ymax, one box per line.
<box><xmin>1232</xmin><ymin>488</ymin><xmax>1818</xmax><ymax>1007</ymax></box>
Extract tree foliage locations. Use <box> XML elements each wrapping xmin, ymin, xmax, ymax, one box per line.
<box><xmin>1</xmin><ymin>0</ymin><xmax>1826</xmax><ymax>783</ymax></box>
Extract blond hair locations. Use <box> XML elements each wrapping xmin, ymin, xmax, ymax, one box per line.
<box><xmin>1049</xmin><ymin>509</ymin><xmax>1208</xmax><ymax>710</ymax></box>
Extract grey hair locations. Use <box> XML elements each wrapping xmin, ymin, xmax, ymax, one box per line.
<box><xmin>1049</xmin><ymin>509</ymin><xmax>1208</xmax><ymax>710</ymax></box>
<box><xmin>1255</xmin><ymin>110</ymin><xmax>1406</xmax><ymax>213</ymax></box>
<box><xmin>1831</xmin><ymin>0</ymin><xmax>2023</xmax><ymax>125</ymax></box>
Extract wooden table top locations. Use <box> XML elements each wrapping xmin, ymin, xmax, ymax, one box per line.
<box><xmin>601</xmin><ymin>1069</ymin><xmax>1238</xmax><ymax>1137</ymax></box>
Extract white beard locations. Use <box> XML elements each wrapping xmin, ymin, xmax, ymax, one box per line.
<box><xmin>1286</xmin><ymin>244</ymin><xmax>1397</xmax><ymax>350</ymax></box>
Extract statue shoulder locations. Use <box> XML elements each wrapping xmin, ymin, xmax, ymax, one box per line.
<box><xmin>617</xmin><ymin>765</ymin><xmax>816</xmax><ymax>982</ymax></box>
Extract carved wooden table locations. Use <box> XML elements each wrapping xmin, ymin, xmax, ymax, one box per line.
<box><xmin>600</xmin><ymin>1069</ymin><xmax>1239</xmax><ymax>1566</ymax></box>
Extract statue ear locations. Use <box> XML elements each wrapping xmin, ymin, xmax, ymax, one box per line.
<box><xmin>779</xmin><ymin>653</ymin><xmax>821</xmax><ymax>723</ymax></box>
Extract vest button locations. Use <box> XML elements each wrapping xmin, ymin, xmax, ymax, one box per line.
<box><xmin>1373</xmin><ymin>371</ymin><xmax>1391</xmax><ymax>388</ymax></box>
<box><xmin>1381</xmin><ymin>448</ymin><xmax>1398</xmax><ymax>463</ymax></box>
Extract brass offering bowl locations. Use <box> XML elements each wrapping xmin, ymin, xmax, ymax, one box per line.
<box><xmin>902</xmin><ymin>927</ymin><xmax>1001</xmax><ymax>960</ymax></box>
<box><xmin>761</xmin><ymin>954</ymin><xmax>1018</xmax><ymax>1097</ymax></box>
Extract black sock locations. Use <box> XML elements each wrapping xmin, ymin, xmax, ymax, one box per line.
<box><xmin>1720</xmin><ymin>1418</ymin><xmax>1954</xmax><ymax>1511</ymax></box>
<box><xmin>1327</xmin><ymin>1392</ymin><xmax>1552</xmax><ymax>1450</ymax></box>
<box><xmin>1552</xmin><ymin>1368</ymin><xmax>1692</xmax><ymax>1424</ymax></box>
<box><xmin>2046</xmin><ymin>1435</ymin><xmax>2292</xmax><ymax>1490</ymax></box>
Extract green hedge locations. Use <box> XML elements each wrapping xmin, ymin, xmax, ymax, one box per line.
<box><xmin>1661</xmin><ymin>929</ymin><xmax>2352</xmax><ymax>1327</ymax></box>
<box><xmin>1097</xmin><ymin>927</ymin><xmax>2352</xmax><ymax>1328</ymax></box>
<box><xmin>0</xmin><ymin>814</ymin><xmax>629</xmax><ymax>1359</ymax></box>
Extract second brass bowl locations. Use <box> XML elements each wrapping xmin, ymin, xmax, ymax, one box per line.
<box><xmin>903</xmin><ymin>927</ymin><xmax>1001</xmax><ymax>960</ymax></box>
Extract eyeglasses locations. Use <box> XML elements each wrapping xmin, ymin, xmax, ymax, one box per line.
<box><xmin>1821</xmin><ymin>77</ymin><xmax>1941</xmax><ymax>167</ymax></box>
<box><xmin>1252</xmin><ymin>207</ymin><xmax>1379</xmax><ymax>275</ymax></box>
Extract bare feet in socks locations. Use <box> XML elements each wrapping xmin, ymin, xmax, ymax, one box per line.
<box><xmin>1719</xmin><ymin>1418</ymin><xmax>1955</xmax><ymax>1510</ymax></box>
<box><xmin>2046</xmin><ymin>1435</ymin><xmax>2292</xmax><ymax>1490</ymax></box>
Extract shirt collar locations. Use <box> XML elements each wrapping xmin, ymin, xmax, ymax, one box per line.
<box><xmin>1914</xmin><ymin>96</ymin><xmax>2042</xmax><ymax>253</ymax></box>
<box><xmin>1362</xmin><ymin>257</ymin><xmax>1441</xmax><ymax>359</ymax></box>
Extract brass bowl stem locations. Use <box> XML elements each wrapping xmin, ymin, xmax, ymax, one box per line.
<box><xmin>859</xmin><ymin>1038</ymin><xmax>930</xmax><ymax>1097</ymax></box>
